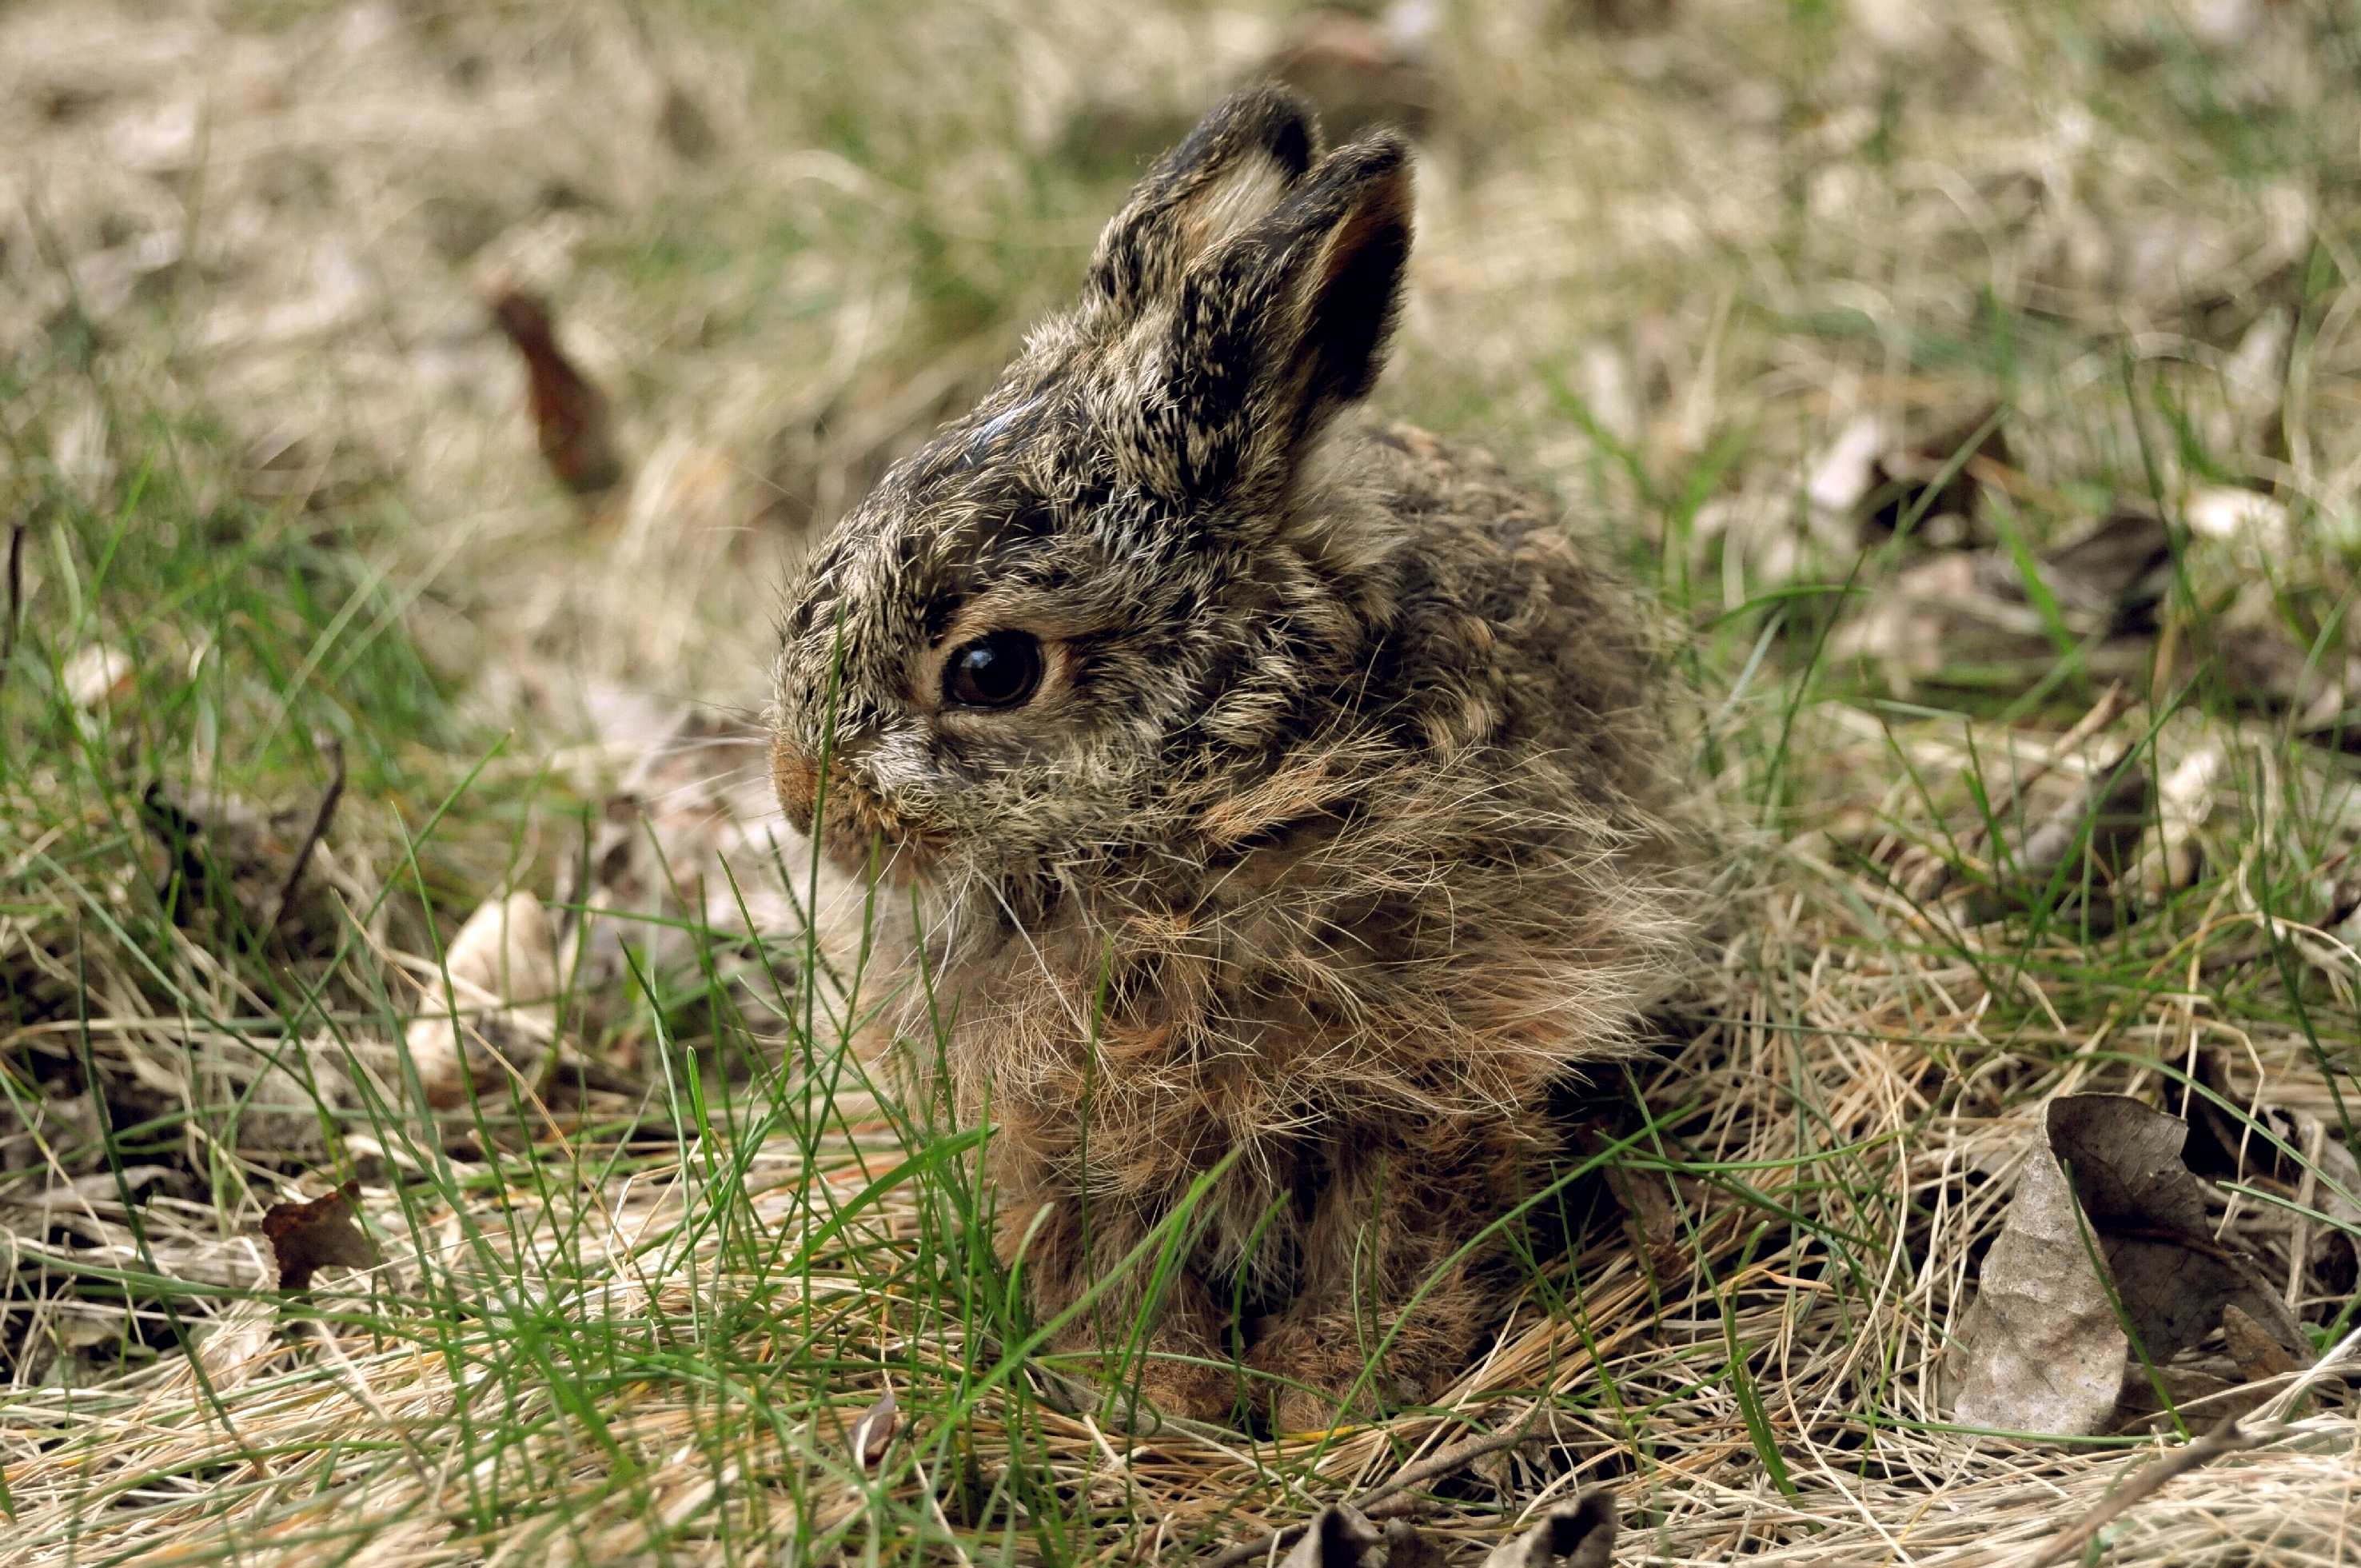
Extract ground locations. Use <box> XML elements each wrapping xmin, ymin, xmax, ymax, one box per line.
<box><xmin>2</xmin><ymin>0</ymin><xmax>2359</xmax><ymax>1563</ymax></box>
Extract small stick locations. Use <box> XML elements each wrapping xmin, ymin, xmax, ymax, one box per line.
<box><xmin>1204</xmin><ymin>1407</ymin><xmax>1541</xmax><ymax>1568</ymax></box>
<box><xmin>270</xmin><ymin>736</ymin><xmax>346</xmax><ymax>936</ymax></box>
<box><xmin>2</xmin><ymin>517</ymin><xmax>23</xmax><ymax>666</ymax></box>
<box><xmin>2020</xmin><ymin>1414</ymin><xmax>2265</xmax><ymax>1568</ymax></box>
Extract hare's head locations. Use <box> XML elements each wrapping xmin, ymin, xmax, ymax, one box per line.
<box><xmin>772</xmin><ymin>86</ymin><xmax>1414</xmax><ymax>884</ymax></box>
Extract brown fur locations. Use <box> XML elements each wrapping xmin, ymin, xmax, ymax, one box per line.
<box><xmin>768</xmin><ymin>86</ymin><xmax>1694</xmax><ymax>1430</ymax></box>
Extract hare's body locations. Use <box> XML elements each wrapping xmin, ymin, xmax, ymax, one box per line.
<box><xmin>772</xmin><ymin>88</ymin><xmax>1690</xmax><ymax>1429</ymax></box>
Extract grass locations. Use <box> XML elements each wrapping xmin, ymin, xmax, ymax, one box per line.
<box><xmin>4</xmin><ymin>0</ymin><xmax>2361</xmax><ymax>1562</ymax></box>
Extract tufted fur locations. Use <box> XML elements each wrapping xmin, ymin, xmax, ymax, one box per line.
<box><xmin>769</xmin><ymin>85</ymin><xmax>1694</xmax><ymax>1431</ymax></box>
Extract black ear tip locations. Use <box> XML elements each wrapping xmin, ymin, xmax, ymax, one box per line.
<box><xmin>1331</xmin><ymin>128</ymin><xmax>1414</xmax><ymax>181</ymax></box>
<box><xmin>1213</xmin><ymin>81</ymin><xmax>1322</xmax><ymax>177</ymax></box>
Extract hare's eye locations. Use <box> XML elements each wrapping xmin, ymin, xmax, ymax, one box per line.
<box><xmin>943</xmin><ymin>631</ymin><xmax>1044</xmax><ymax>710</ymax></box>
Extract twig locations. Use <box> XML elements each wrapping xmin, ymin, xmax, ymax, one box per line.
<box><xmin>269</xmin><ymin>736</ymin><xmax>345</xmax><ymax>936</ymax></box>
<box><xmin>2020</xmin><ymin>1414</ymin><xmax>2266</xmax><ymax>1568</ymax></box>
<box><xmin>2</xmin><ymin>516</ymin><xmax>23</xmax><ymax>667</ymax></box>
<box><xmin>1204</xmin><ymin>1406</ymin><xmax>1541</xmax><ymax>1568</ymax></box>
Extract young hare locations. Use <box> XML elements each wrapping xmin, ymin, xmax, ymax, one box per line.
<box><xmin>771</xmin><ymin>86</ymin><xmax>1693</xmax><ymax>1430</ymax></box>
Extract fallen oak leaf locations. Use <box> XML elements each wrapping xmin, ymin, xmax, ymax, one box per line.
<box><xmin>2047</xmin><ymin>1096</ymin><xmax>2309</xmax><ymax>1371</ymax></box>
<box><xmin>261</xmin><ymin>1181</ymin><xmax>378</xmax><ymax>1293</ymax></box>
<box><xmin>1949</xmin><ymin>1095</ymin><xmax>2311</xmax><ymax>1437</ymax></box>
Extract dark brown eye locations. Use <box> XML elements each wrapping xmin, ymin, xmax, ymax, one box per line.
<box><xmin>943</xmin><ymin>630</ymin><xmax>1044</xmax><ymax>710</ymax></box>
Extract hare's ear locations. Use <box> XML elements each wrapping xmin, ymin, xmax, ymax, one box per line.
<box><xmin>1085</xmin><ymin>85</ymin><xmax>1319</xmax><ymax>316</ymax></box>
<box><xmin>1159</xmin><ymin>134</ymin><xmax>1413</xmax><ymax>499</ymax></box>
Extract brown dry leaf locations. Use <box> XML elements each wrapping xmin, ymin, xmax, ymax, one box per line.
<box><xmin>1951</xmin><ymin>1095</ymin><xmax>2311</xmax><ymax>1435</ymax></box>
<box><xmin>489</xmin><ymin>288</ymin><xmax>624</xmax><ymax>499</ymax></box>
<box><xmin>1481</xmin><ymin>1491</ymin><xmax>1619</xmax><ymax>1568</ymax></box>
<box><xmin>2046</xmin><ymin>1097</ymin><xmax>2308</xmax><ymax>1369</ymax></box>
<box><xmin>847</xmin><ymin>1383</ymin><xmax>898</xmax><ymax>1472</ymax></box>
<box><xmin>261</xmin><ymin>1180</ymin><xmax>378</xmax><ymax>1292</ymax></box>
<box><xmin>2221</xmin><ymin>1303</ymin><xmax>2299</xmax><ymax>1382</ymax></box>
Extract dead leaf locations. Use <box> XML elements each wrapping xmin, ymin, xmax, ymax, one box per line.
<box><xmin>64</xmin><ymin>643</ymin><xmax>134</xmax><ymax>710</ymax></box>
<box><xmin>1951</xmin><ymin>1095</ymin><xmax>2311</xmax><ymax>1435</ymax></box>
<box><xmin>2222</xmin><ymin>1303</ymin><xmax>2299</xmax><ymax>1382</ymax></box>
<box><xmin>403</xmin><ymin>890</ymin><xmax>557</xmax><ymax>1109</ymax></box>
<box><xmin>1949</xmin><ymin>1118</ymin><xmax>2127</xmax><ymax>1435</ymax></box>
<box><xmin>261</xmin><ymin>1180</ymin><xmax>378</xmax><ymax>1292</ymax></box>
<box><xmin>1280</xmin><ymin>1506</ymin><xmax>1383</xmax><ymax>1568</ymax></box>
<box><xmin>2046</xmin><ymin>1096</ymin><xmax>2308</xmax><ymax>1367</ymax></box>
<box><xmin>847</xmin><ymin>1383</ymin><xmax>898</xmax><ymax>1472</ymax></box>
<box><xmin>490</xmin><ymin>288</ymin><xmax>624</xmax><ymax>500</ymax></box>
<box><xmin>1481</xmin><ymin>1491</ymin><xmax>1619</xmax><ymax>1568</ymax></box>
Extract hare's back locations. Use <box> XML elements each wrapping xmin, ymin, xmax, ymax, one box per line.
<box><xmin>1352</xmin><ymin>419</ymin><xmax>1668</xmax><ymax>804</ymax></box>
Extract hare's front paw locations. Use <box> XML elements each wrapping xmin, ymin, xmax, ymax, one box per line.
<box><xmin>1135</xmin><ymin>1358</ymin><xmax>1238</xmax><ymax>1426</ymax></box>
<box><xmin>1245</xmin><ymin>1328</ymin><xmax>1390</xmax><ymax>1434</ymax></box>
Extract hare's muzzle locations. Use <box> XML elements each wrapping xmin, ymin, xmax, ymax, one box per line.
<box><xmin>770</xmin><ymin>729</ymin><xmax>942</xmax><ymax>880</ymax></box>
<box><xmin>769</xmin><ymin>729</ymin><xmax>821</xmax><ymax>835</ymax></box>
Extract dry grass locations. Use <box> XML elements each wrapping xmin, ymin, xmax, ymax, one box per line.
<box><xmin>3</xmin><ymin>0</ymin><xmax>2360</xmax><ymax>1562</ymax></box>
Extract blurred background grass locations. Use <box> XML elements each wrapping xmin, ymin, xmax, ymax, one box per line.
<box><xmin>3</xmin><ymin>0</ymin><xmax>2360</xmax><ymax>1562</ymax></box>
